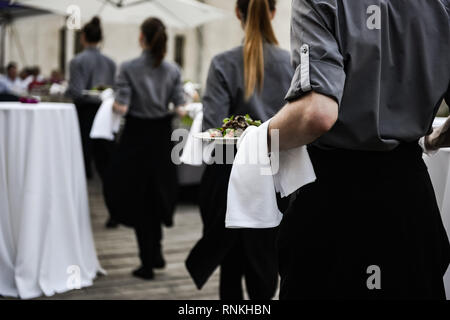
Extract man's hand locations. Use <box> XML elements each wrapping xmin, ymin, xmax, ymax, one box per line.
<box><xmin>175</xmin><ymin>106</ymin><xmax>188</xmax><ymax>118</ymax></box>
<box><xmin>113</xmin><ymin>102</ymin><xmax>128</xmax><ymax>116</ymax></box>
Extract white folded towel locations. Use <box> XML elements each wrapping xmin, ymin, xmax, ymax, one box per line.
<box><xmin>89</xmin><ymin>88</ymin><xmax>121</xmax><ymax>141</ymax></box>
<box><xmin>225</xmin><ymin>120</ymin><xmax>316</xmax><ymax>229</ymax></box>
<box><xmin>180</xmin><ymin>103</ymin><xmax>204</xmax><ymax>166</ymax></box>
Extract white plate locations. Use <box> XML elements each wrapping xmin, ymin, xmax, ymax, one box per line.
<box><xmin>82</xmin><ymin>90</ymin><xmax>102</xmax><ymax>97</ymax></box>
<box><xmin>433</xmin><ymin>117</ymin><xmax>447</xmax><ymax>128</ymax></box>
<box><xmin>194</xmin><ymin>132</ymin><xmax>240</xmax><ymax>144</ymax></box>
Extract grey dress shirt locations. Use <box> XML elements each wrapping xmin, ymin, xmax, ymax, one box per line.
<box><xmin>202</xmin><ymin>43</ymin><xmax>294</xmax><ymax>131</ymax></box>
<box><xmin>115</xmin><ymin>51</ymin><xmax>185</xmax><ymax>119</ymax></box>
<box><xmin>66</xmin><ymin>47</ymin><xmax>116</xmax><ymax>100</ymax></box>
<box><xmin>287</xmin><ymin>0</ymin><xmax>450</xmax><ymax>151</ymax></box>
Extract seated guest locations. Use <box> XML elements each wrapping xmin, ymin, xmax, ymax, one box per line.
<box><xmin>0</xmin><ymin>62</ymin><xmax>23</xmax><ymax>96</ymax></box>
<box><xmin>49</xmin><ymin>70</ymin><xmax>64</xmax><ymax>84</ymax></box>
<box><xmin>19</xmin><ymin>67</ymin><xmax>34</xmax><ymax>91</ymax></box>
<box><xmin>27</xmin><ymin>66</ymin><xmax>47</xmax><ymax>92</ymax></box>
<box><xmin>0</xmin><ymin>62</ymin><xmax>21</xmax><ymax>101</ymax></box>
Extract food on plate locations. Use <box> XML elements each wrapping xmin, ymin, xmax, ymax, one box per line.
<box><xmin>208</xmin><ymin>115</ymin><xmax>262</xmax><ymax>138</ymax></box>
<box><xmin>91</xmin><ymin>85</ymin><xmax>111</xmax><ymax>91</ymax></box>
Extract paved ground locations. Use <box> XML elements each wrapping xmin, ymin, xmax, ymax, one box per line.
<box><xmin>40</xmin><ymin>178</ymin><xmax>220</xmax><ymax>300</ymax></box>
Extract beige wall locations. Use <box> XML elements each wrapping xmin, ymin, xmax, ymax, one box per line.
<box><xmin>182</xmin><ymin>0</ymin><xmax>292</xmax><ymax>85</ymax></box>
<box><xmin>5</xmin><ymin>14</ymin><xmax>64</xmax><ymax>75</ymax></box>
<box><xmin>3</xmin><ymin>0</ymin><xmax>292</xmax><ymax>87</ymax></box>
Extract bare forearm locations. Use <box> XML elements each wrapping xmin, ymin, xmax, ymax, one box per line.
<box><xmin>426</xmin><ymin>116</ymin><xmax>450</xmax><ymax>150</ymax></box>
<box><xmin>175</xmin><ymin>105</ymin><xmax>188</xmax><ymax>118</ymax></box>
<box><xmin>113</xmin><ymin>101</ymin><xmax>128</xmax><ymax>115</ymax></box>
<box><xmin>268</xmin><ymin>92</ymin><xmax>338</xmax><ymax>151</ymax></box>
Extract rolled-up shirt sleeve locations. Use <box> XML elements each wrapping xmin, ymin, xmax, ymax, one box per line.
<box><xmin>115</xmin><ymin>63</ymin><xmax>132</xmax><ymax>106</ymax></box>
<box><xmin>285</xmin><ymin>0</ymin><xmax>346</xmax><ymax>104</ymax></box>
<box><xmin>170</xmin><ymin>66</ymin><xmax>186</xmax><ymax>107</ymax></box>
<box><xmin>202</xmin><ymin>57</ymin><xmax>231</xmax><ymax>131</ymax></box>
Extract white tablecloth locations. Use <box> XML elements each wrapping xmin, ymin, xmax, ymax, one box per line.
<box><xmin>0</xmin><ymin>102</ymin><xmax>102</xmax><ymax>299</ymax></box>
<box><xmin>424</xmin><ymin>117</ymin><xmax>450</xmax><ymax>299</ymax></box>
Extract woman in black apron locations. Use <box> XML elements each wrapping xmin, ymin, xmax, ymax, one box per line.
<box><xmin>66</xmin><ymin>17</ymin><xmax>118</xmax><ymax>228</ymax></box>
<box><xmin>67</xmin><ymin>17</ymin><xmax>116</xmax><ymax>182</ymax></box>
<box><xmin>186</xmin><ymin>0</ymin><xmax>293</xmax><ymax>300</ymax></box>
<box><xmin>104</xmin><ymin>18</ymin><xmax>186</xmax><ymax>280</ymax></box>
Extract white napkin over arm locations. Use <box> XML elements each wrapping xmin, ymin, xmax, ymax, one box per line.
<box><xmin>225</xmin><ymin>120</ymin><xmax>316</xmax><ymax>229</ymax></box>
<box><xmin>89</xmin><ymin>88</ymin><xmax>121</xmax><ymax>141</ymax></box>
<box><xmin>180</xmin><ymin>103</ymin><xmax>204</xmax><ymax>166</ymax></box>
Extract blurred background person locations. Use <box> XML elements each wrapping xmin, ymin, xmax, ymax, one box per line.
<box><xmin>103</xmin><ymin>17</ymin><xmax>186</xmax><ymax>280</ymax></box>
<box><xmin>0</xmin><ymin>62</ymin><xmax>24</xmax><ymax>99</ymax></box>
<box><xmin>18</xmin><ymin>67</ymin><xmax>34</xmax><ymax>92</ymax></box>
<box><xmin>66</xmin><ymin>16</ymin><xmax>117</xmax><ymax>183</ymax></box>
<box><xmin>186</xmin><ymin>0</ymin><xmax>293</xmax><ymax>300</ymax></box>
<box><xmin>27</xmin><ymin>66</ymin><xmax>47</xmax><ymax>92</ymax></box>
<box><xmin>49</xmin><ymin>69</ymin><xmax>64</xmax><ymax>84</ymax></box>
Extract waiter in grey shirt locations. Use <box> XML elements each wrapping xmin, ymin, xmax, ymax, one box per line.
<box><xmin>269</xmin><ymin>0</ymin><xmax>450</xmax><ymax>299</ymax></box>
<box><xmin>66</xmin><ymin>16</ymin><xmax>116</xmax><ymax>188</ymax></box>
<box><xmin>187</xmin><ymin>0</ymin><xmax>293</xmax><ymax>300</ymax></box>
<box><xmin>201</xmin><ymin>45</ymin><xmax>293</xmax><ymax>130</ymax></box>
<box><xmin>104</xmin><ymin>17</ymin><xmax>186</xmax><ymax>281</ymax></box>
<box><xmin>113</xmin><ymin>50</ymin><xmax>184</xmax><ymax>119</ymax></box>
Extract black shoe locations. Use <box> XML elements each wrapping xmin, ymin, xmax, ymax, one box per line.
<box><xmin>132</xmin><ymin>266</ymin><xmax>154</xmax><ymax>280</ymax></box>
<box><xmin>153</xmin><ymin>251</ymin><xmax>166</xmax><ymax>269</ymax></box>
<box><xmin>105</xmin><ymin>218</ymin><xmax>119</xmax><ymax>229</ymax></box>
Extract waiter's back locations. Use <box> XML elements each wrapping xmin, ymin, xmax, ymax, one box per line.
<box><xmin>286</xmin><ymin>0</ymin><xmax>450</xmax><ymax>151</ymax></box>
<box><xmin>278</xmin><ymin>0</ymin><xmax>450</xmax><ymax>300</ymax></box>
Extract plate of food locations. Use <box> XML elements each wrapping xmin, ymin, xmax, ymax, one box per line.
<box><xmin>82</xmin><ymin>85</ymin><xmax>112</xmax><ymax>97</ymax></box>
<box><xmin>195</xmin><ymin>115</ymin><xmax>262</xmax><ymax>144</ymax></box>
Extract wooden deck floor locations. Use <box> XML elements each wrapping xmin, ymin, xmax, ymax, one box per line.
<box><xmin>41</xmin><ymin>178</ymin><xmax>220</xmax><ymax>300</ymax></box>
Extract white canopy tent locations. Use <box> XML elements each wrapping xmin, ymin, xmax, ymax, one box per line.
<box><xmin>15</xmin><ymin>0</ymin><xmax>228</xmax><ymax>29</ymax></box>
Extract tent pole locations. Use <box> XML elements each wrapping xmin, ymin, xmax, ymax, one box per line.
<box><xmin>0</xmin><ymin>22</ymin><xmax>6</xmax><ymax>69</ymax></box>
<box><xmin>195</xmin><ymin>0</ymin><xmax>205</xmax><ymax>86</ymax></box>
<box><xmin>196</xmin><ymin>25</ymin><xmax>204</xmax><ymax>85</ymax></box>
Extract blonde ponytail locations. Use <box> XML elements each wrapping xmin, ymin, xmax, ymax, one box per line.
<box><xmin>242</xmin><ymin>0</ymin><xmax>278</xmax><ymax>100</ymax></box>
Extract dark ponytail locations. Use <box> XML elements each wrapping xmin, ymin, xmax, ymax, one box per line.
<box><xmin>237</xmin><ymin>0</ymin><xmax>278</xmax><ymax>100</ymax></box>
<box><xmin>141</xmin><ymin>17</ymin><xmax>167</xmax><ymax>67</ymax></box>
<box><xmin>82</xmin><ymin>16</ymin><xmax>103</xmax><ymax>43</ymax></box>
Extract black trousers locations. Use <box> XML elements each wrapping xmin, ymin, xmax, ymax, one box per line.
<box><xmin>74</xmin><ymin>98</ymin><xmax>114</xmax><ymax>181</ymax></box>
<box><xmin>220</xmin><ymin>229</ymin><xmax>279</xmax><ymax>300</ymax></box>
<box><xmin>104</xmin><ymin>115</ymin><xmax>178</xmax><ymax>269</ymax></box>
<box><xmin>186</xmin><ymin>161</ymin><xmax>278</xmax><ymax>300</ymax></box>
<box><xmin>278</xmin><ymin>142</ymin><xmax>450</xmax><ymax>300</ymax></box>
<box><xmin>135</xmin><ymin>218</ymin><xmax>162</xmax><ymax>269</ymax></box>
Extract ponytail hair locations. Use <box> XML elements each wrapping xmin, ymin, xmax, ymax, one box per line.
<box><xmin>83</xmin><ymin>16</ymin><xmax>103</xmax><ymax>43</ymax></box>
<box><xmin>141</xmin><ymin>17</ymin><xmax>168</xmax><ymax>67</ymax></box>
<box><xmin>238</xmin><ymin>0</ymin><xmax>278</xmax><ymax>100</ymax></box>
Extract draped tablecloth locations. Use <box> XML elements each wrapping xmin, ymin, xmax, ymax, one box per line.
<box><xmin>0</xmin><ymin>102</ymin><xmax>102</xmax><ymax>299</ymax></box>
<box><xmin>424</xmin><ymin>117</ymin><xmax>450</xmax><ymax>299</ymax></box>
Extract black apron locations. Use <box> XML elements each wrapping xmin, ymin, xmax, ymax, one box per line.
<box><xmin>103</xmin><ymin>115</ymin><xmax>178</xmax><ymax>228</ymax></box>
<box><xmin>278</xmin><ymin>142</ymin><xmax>450</xmax><ymax>300</ymax></box>
<box><xmin>186</xmin><ymin>145</ymin><xmax>290</xmax><ymax>295</ymax></box>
